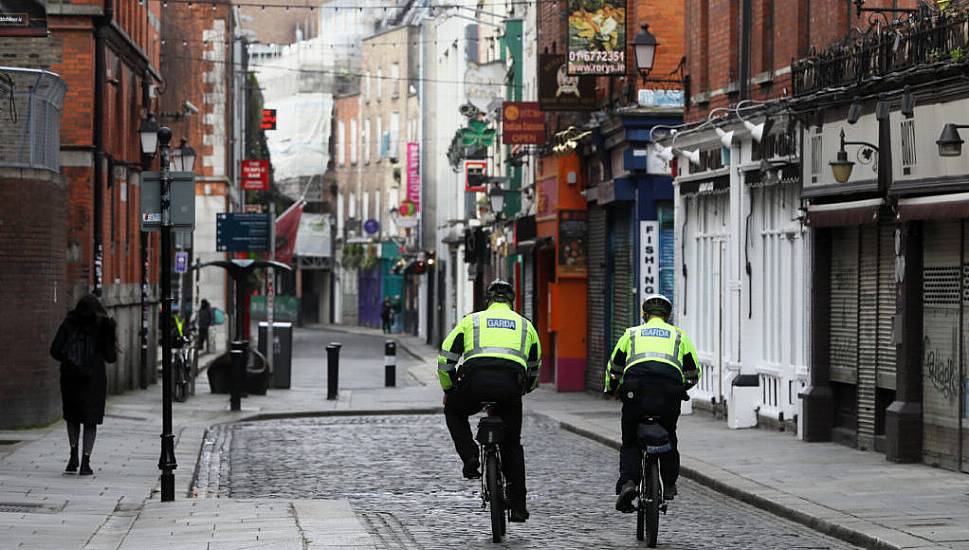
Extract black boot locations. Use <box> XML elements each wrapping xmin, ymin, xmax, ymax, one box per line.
<box><xmin>663</xmin><ymin>483</ymin><xmax>677</xmax><ymax>501</ymax></box>
<box><xmin>79</xmin><ymin>454</ymin><xmax>93</xmax><ymax>476</ymax></box>
<box><xmin>615</xmin><ymin>480</ymin><xmax>637</xmax><ymax>513</ymax></box>
<box><xmin>65</xmin><ymin>447</ymin><xmax>79</xmax><ymax>473</ymax></box>
<box><xmin>509</xmin><ymin>506</ymin><xmax>529</xmax><ymax>523</ymax></box>
<box><xmin>461</xmin><ymin>455</ymin><xmax>481</xmax><ymax>479</ymax></box>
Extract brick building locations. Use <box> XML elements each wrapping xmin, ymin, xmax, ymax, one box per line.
<box><xmin>0</xmin><ymin>0</ymin><xmax>164</xmax><ymax>428</ymax></box>
<box><xmin>333</xmin><ymin>93</ymin><xmax>361</xmax><ymax>326</ymax></box>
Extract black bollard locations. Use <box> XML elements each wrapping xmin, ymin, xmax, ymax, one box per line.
<box><xmin>230</xmin><ymin>340</ymin><xmax>248</xmax><ymax>411</ymax></box>
<box><xmin>384</xmin><ymin>341</ymin><xmax>397</xmax><ymax>387</ymax></box>
<box><xmin>326</xmin><ymin>343</ymin><xmax>341</xmax><ymax>400</ymax></box>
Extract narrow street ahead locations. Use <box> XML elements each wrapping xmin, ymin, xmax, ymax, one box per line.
<box><xmin>218</xmin><ymin>413</ymin><xmax>861</xmax><ymax>549</ymax></box>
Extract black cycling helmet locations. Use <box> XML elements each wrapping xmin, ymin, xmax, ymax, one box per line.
<box><xmin>487</xmin><ymin>279</ymin><xmax>515</xmax><ymax>305</ymax></box>
<box><xmin>642</xmin><ymin>293</ymin><xmax>673</xmax><ymax>320</ymax></box>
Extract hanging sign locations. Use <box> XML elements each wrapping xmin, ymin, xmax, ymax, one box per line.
<box><xmin>558</xmin><ymin>210</ymin><xmax>588</xmax><ymax>277</ymax></box>
<box><xmin>174</xmin><ymin>252</ymin><xmax>189</xmax><ymax>274</ymax></box>
<box><xmin>566</xmin><ymin>0</ymin><xmax>627</xmax><ymax>75</ymax></box>
<box><xmin>241</xmin><ymin>159</ymin><xmax>269</xmax><ymax>191</ymax></box>
<box><xmin>464</xmin><ymin>159</ymin><xmax>488</xmax><ymax>192</ymax></box>
<box><xmin>406</xmin><ymin>142</ymin><xmax>421</xmax><ymax>212</ymax></box>
<box><xmin>502</xmin><ymin>102</ymin><xmax>545</xmax><ymax>145</ymax></box>
<box><xmin>639</xmin><ymin>220</ymin><xmax>660</xmax><ymax>302</ymax></box>
<box><xmin>261</xmin><ymin>109</ymin><xmax>277</xmax><ymax>130</ymax></box>
<box><xmin>539</xmin><ymin>54</ymin><xmax>597</xmax><ymax>111</ymax></box>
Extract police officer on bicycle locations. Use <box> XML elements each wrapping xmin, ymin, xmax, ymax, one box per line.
<box><xmin>607</xmin><ymin>293</ymin><xmax>700</xmax><ymax>512</ymax></box>
<box><xmin>438</xmin><ymin>280</ymin><xmax>541</xmax><ymax>523</ymax></box>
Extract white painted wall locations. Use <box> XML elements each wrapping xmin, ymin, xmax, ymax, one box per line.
<box><xmin>195</xmin><ymin>191</ymin><xmax>229</xmax><ymax>351</ymax></box>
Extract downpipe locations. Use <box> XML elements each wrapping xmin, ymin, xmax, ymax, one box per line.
<box><xmin>92</xmin><ymin>0</ymin><xmax>114</xmax><ymax>295</ymax></box>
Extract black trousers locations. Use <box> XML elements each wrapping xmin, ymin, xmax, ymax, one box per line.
<box><xmin>444</xmin><ymin>367</ymin><xmax>526</xmax><ymax>508</ymax></box>
<box><xmin>619</xmin><ymin>373</ymin><xmax>684</xmax><ymax>489</ymax></box>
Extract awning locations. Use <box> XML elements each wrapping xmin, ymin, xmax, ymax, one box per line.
<box><xmin>806</xmin><ymin>198</ymin><xmax>883</xmax><ymax>228</ymax></box>
<box><xmin>896</xmin><ymin>192</ymin><xmax>969</xmax><ymax>222</ymax></box>
<box><xmin>513</xmin><ymin>236</ymin><xmax>553</xmax><ymax>255</ymax></box>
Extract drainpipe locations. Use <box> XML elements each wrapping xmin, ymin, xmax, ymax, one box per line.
<box><xmin>739</xmin><ymin>0</ymin><xmax>752</xmax><ymax>100</ymax></box>
<box><xmin>92</xmin><ymin>0</ymin><xmax>114</xmax><ymax>296</ymax></box>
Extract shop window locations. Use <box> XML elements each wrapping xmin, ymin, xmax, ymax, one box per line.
<box><xmin>900</xmin><ymin>119</ymin><xmax>917</xmax><ymax>174</ymax></box>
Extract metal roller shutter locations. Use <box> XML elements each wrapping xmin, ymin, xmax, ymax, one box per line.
<box><xmin>523</xmin><ymin>256</ymin><xmax>534</xmax><ymax>323</ymax></box>
<box><xmin>611</xmin><ymin>208</ymin><xmax>635</xmax><ymax>349</ymax></box>
<box><xmin>922</xmin><ymin>220</ymin><xmax>962</xmax><ymax>470</ymax></box>
<box><xmin>830</xmin><ymin>227</ymin><xmax>859</xmax><ymax>384</ymax></box>
<box><xmin>962</xmin><ymin>220</ymin><xmax>969</xmax><ymax>473</ymax></box>
<box><xmin>586</xmin><ymin>206</ymin><xmax>608</xmax><ymax>391</ymax></box>
<box><xmin>877</xmin><ymin>222</ymin><xmax>897</xmax><ymax>391</ymax></box>
<box><xmin>857</xmin><ymin>224</ymin><xmax>879</xmax><ymax>451</ymax></box>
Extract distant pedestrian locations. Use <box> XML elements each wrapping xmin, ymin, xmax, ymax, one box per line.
<box><xmin>197</xmin><ymin>299</ymin><xmax>213</xmax><ymax>353</ymax></box>
<box><xmin>381</xmin><ymin>298</ymin><xmax>393</xmax><ymax>334</ymax></box>
<box><xmin>50</xmin><ymin>294</ymin><xmax>117</xmax><ymax>476</ymax></box>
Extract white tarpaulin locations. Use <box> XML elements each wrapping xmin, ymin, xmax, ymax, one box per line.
<box><xmin>264</xmin><ymin>93</ymin><xmax>333</xmax><ymax>188</ymax></box>
<box><xmin>295</xmin><ymin>213</ymin><xmax>332</xmax><ymax>258</ymax></box>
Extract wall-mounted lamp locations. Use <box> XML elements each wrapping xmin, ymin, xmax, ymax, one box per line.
<box><xmin>901</xmin><ymin>86</ymin><xmax>915</xmax><ymax>118</ymax></box>
<box><xmin>743</xmin><ymin>116</ymin><xmax>773</xmax><ymax>144</ymax></box>
<box><xmin>937</xmin><ymin>123</ymin><xmax>969</xmax><ymax>157</ymax></box>
<box><xmin>715</xmin><ymin>127</ymin><xmax>734</xmax><ymax>148</ymax></box>
<box><xmin>677</xmin><ymin>148</ymin><xmax>701</xmax><ymax>166</ymax></box>
<box><xmin>830</xmin><ymin>128</ymin><xmax>879</xmax><ymax>184</ymax></box>
<box><xmin>654</xmin><ymin>142</ymin><xmax>674</xmax><ymax>162</ymax></box>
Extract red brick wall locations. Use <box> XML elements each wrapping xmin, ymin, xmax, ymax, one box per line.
<box><xmin>0</xmin><ymin>170</ymin><xmax>68</xmax><ymax>428</ymax></box>
<box><xmin>685</xmin><ymin>0</ymin><xmax>925</xmax><ymax>122</ymax></box>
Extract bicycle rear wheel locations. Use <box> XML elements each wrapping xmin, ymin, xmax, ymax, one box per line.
<box><xmin>172</xmin><ymin>359</ymin><xmax>188</xmax><ymax>403</ymax></box>
<box><xmin>636</xmin><ymin>498</ymin><xmax>645</xmax><ymax>541</ymax></box>
<box><xmin>646</xmin><ymin>458</ymin><xmax>661</xmax><ymax>548</ymax></box>
<box><xmin>486</xmin><ymin>449</ymin><xmax>503</xmax><ymax>543</ymax></box>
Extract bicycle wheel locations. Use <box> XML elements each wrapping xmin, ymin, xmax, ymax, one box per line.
<box><xmin>636</xmin><ymin>497</ymin><xmax>645</xmax><ymax>541</ymax></box>
<box><xmin>486</xmin><ymin>449</ymin><xmax>503</xmax><ymax>543</ymax></box>
<box><xmin>645</xmin><ymin>458</ymin><xmax>661</xmax><ymax>548</ymax></box>
<box><xmin>172</xmin><ymin>360</ymin><xmax>187</xmax><ymax>403</ymax></box>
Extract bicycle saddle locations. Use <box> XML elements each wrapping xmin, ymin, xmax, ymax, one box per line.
<box><xmin>637</xmin><ymin>419</ymin><xmax>671</xmax><ymax>451</ymax></box>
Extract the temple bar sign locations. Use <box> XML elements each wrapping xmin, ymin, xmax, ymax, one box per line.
<box><xmin>0</xmin><ymin>0</ymin><xmax>47</xmax><ymax>37</ymax></box>
<box><xmin>502</xmin><ymin>102</ymin><xmax>545</xmax><ymax>145</ymax></box>
<box><xmin>639</xmin><ymin>220</ymin><xmax>659</xmax><ymax>301</ymax></box>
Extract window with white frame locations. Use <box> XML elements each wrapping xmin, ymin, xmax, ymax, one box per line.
<box><xmin>349</xmin><ymin>191</ymin><xmax>357</xmax><ymax>219</ymax></box>
<box><xmin>364</xmin><ymin>118</ymin><xmax>371</xmax><ymax>163</ymax></box>
<box><xmin>376</xmin><ymin>116</ymin><xmax>383</xmax><ymax>158</ymax></box>
<box><xmin>390</xmin><ymin>112</ymin><xmax>400</xmax><ymax>157</ymax></box>
<box><xmin>350</xmin><ymin>118</ymin><xmax>358</xmax><ymax>164</ymax></box>
<box><xmin>365</xmin><ymin>71</ymin><xmax>371</xmax><ymax>98</ymax></box>
<box><xmin>390</xmin><ymin>63</ymin><xmax>400</xmax><ymax>98</ymax></box>
<box><xmin>337</xmin><ymin>121</ymin><xmax>346</xmax><ymax>166</ymax></box>
<box><xmin>376</xmin><ymin>67</ymin><xmax>382</xmax><ymax>99</ymax></box>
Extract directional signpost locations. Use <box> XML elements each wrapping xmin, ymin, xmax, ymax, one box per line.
<box><xmin>217</xmin><ymin>213</ymin><xmax>270</xmax><ymax>252</ymax></box>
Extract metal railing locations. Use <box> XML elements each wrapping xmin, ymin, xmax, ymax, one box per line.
<box><xmin>0</xmin><ymin>67</ymin><xmax>67</xmax><ymax>173</ymax></box>
<box><xmin>792</xmin><ymin>9</ymin><xmax>969</xmax><ymax>96</ymax></box>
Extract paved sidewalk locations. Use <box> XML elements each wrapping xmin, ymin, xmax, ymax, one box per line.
<box><xmin>385</xmin><ymin>327</ymin><xmax>969</xmax><ymax>550</ymax></box>
<box><xmin>0</xmin><ymin>326</ymin><xmax>437</xmax><ymax>550</ymax></box>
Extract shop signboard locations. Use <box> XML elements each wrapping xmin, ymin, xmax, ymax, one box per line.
<box><xmin>502</xmin><ymin>102</ymin><xmax>545</xmax><ymax>145</ymax></box>
<box><xmin>639</xmin><ymin>220</ymin><xmax>660</xmax><ymax>303</ymax></box>
<box><xmin>241</xmin><ymin>159</ymin><xmax>269</xmax><ymax>191</ymax></box>
<box><xmin>0</xmin><ymin>1</ymin><xmax>46</xmax><ymax>37</ymax></box>
<box><xmin>558</xmin><ymin>209</ymin><xmax>588</xmax><ymax>277</ymax></box>
<box><xmin>406</xmin><ymin>142</ymin><xmax>421</xmax><ymax>211</ymax></box>
<box><xmin>464</xmin><ymin>159</ymin><xmax>488</xmax><ymax>192</ymax></box>
<box><xmin>566</xmin><ymin>0</ymin><xmax>626</xmax><ymax>75</ymax></box>
<box><xmin>538</xmin><ymin>54</ymin><xmax>597</xmax><ymax>111</ymax></box>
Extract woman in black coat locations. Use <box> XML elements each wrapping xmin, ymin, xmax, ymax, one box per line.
<box><xmin>50</xmin><ymin>294</ymin><xmax>117</xmax><ymax>475</ymax></box>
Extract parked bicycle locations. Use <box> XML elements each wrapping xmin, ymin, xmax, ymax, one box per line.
<box><xmin>476</xmin><ymin>402</ymin><xmax>508</xmax><ymax>543</ymax></box>
<box><xmin>631</xmin><ymin>416</ymin><xmax>672</xmax><ymax>547</ymax></box>
<box><xmin>171</xmin><ymin>315</ymin><xmax>198</xmax><ymax>403</ymax></box>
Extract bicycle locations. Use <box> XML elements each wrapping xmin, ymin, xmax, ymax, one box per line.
<box><xmin>633</xmin><ymin>417</ymin><xmax>672</xmax><ymax>547</ymax></box>
<box><xmin>475</xmin><ymin>402</ymin><xmax>508</xmax><ymax>543</ymax></box>
<box><xmin>172</xmin><ymin>333</ymin><xmax>193</xmax><ymax>403</ymax></box>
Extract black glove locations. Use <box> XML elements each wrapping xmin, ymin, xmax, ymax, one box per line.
<box><xmin>681</xmin><ymin>387</ymin><xmax>691</xmax><ymax>401</ymax></box>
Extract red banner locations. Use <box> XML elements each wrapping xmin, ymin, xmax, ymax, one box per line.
<box><xmin>406</xmin><ymin>142</ymin><xmax>420</xmax><ymax>212</ymax></box>
<box><xmin>275</xmin><ymin>200</ymin><xmax>305</xmax><ymax>266</ymax></box>
<box><xmin>241</xmin><ymin>159</ymin><xmax>269</xmax><ymax>191</ymax></box>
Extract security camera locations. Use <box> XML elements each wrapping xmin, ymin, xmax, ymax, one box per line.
<box><xmin>183</xmin><ymin>100</ymin><xmax>200</xmax><ymax>115</ymax></box>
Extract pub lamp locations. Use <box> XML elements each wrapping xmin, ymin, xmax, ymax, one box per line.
<box><xmin>937</xmin><ymin>123</ymin><xmax>969</xmax><ymax>157</ymax></box>
<box><xmin>830</xmin><ymin>128</ymin><xmax>878</xmax><ymax>184</ymax></box>
<box><xmin>488</xmin><ymin>182</ymin><xmax>506</xmax><ymax>214</ymax></box>
<box><xmin>169</xmin><ymin>138</ymin><xmax>197</xmax><ymax>172</ymax></box>
<box><xmin>632</xmin><ymin>24</ymin><xmax>657</xmax><ymax>79</ymax></box>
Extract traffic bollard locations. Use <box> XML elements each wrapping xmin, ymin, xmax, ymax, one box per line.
<box><xmin>326</xmin><ymin>343</ymin><xmax>341</xmax><ymax>400</ymax></box>
<box><xmin>230</xmin><ymin>340</ymin><xmax>248</xmax><ymax>411</ymax></box>
<box><xmin>385</xmin><ymin>341</ymin><xmax>396</xmax><ymax>387</ymax></box>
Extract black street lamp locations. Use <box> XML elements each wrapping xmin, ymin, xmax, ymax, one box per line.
<box><xmin>139</xmin><ymin>122</ymin><xmax>181</xmax><ymax>502</ymax></box>
<box><xmin>830</xmin><ymin>128</ymin><xmax>879</xmax><ymax>184</ymax></box>
<box><xmin>631</xmin><ymin>23</ymin><xmax>682</xmax><ymax>85</ymax></box>
<box><xmin>169</xmin><ymin>138</ymin><xmax>197</xmax><ymax>172</ymax></box>
<box><xmin>137</xmin><ymin>115</ymin><xmax>159</xmax><ymax>392</ymax></box>
<box><xmin>937</xmin><ymin>123</ymin><xmax>969</xmax><ymax>157</ymax></box>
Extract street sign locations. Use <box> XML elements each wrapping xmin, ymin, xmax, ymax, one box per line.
<box><xmin>363</xmin><ymin>219</ymin><xmax>380</xmax><ymax>235</ymax></box>
<box><xmin>464</xmin><ymin>159</ymin><xmax>488</xmax><ymax>192</ymax></box>
<box><xmin>261</xmin><ymin>109</ymin><xmax>277</xmax><ymax>130</ymax></box>
<box><xmin>241</xmin><ymin>159</ymin><xmax>269</xmax><ymax>191</ymax></box>
<box><xmin>174</xmin><ymin>252</ymin><xmax>189</xmax><ymax>273</ymax></box>
<box><xmin>140</xmin><ymin>171</ymin><xmax>197</xmax><ymax>232</ymax></box>
<box><xmin>216</xmin><ymin>213</ymin><xmax>270</xmax><ymax>252</ymax></box>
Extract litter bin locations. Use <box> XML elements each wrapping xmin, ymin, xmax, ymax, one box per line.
<box><xmin>258</xmin><ymin>322</ymin><xmax>293</xmax><ymax>389</ymax></box>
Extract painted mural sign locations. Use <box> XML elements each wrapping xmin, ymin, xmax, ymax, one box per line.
<box><xmin>558</xmin><ymin>210</ymin><xmax>587</xmax><ymax>277</ymax></box>
<box><xmin>566</xmin><ymin>0</ymin><xmax>626</xmax><ymax>75</ymax></box>
<box><xmin>538</xmin><ymin>54</ymin><xmax>597</xmax><ymax>111</ymax></box>
<box><xmin>406</xmin><ymin>142</ymin><xmax>420</xmax><ymax>212</ymax></box>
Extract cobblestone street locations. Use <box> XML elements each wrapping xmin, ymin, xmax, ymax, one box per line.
<box><xmin>219</xmin><ymin>414</ymin><xmax>862</xmax><ymax>549</ymax></box>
